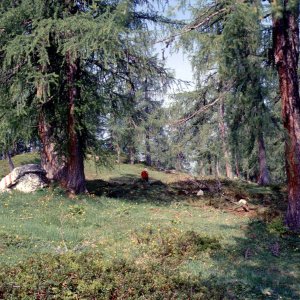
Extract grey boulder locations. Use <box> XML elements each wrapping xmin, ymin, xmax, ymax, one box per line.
<box><xmin>0</xmin><ymin>164</ymin><xmax>48</xmax><ymax>193</ymax></box>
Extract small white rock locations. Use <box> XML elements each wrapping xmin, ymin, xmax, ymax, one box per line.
<box><xmin>238</xmin><ymin>199</ymin><xmax>247</xmax><ymax>205</ymax></box>
<box><xmin>197</xmin><ymin>189</ymin><xmax>204</xmax><ymax>196</ymax></box>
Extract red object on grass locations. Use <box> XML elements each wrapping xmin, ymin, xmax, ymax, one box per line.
<box><xmin>141</xmin><ymin>170</ymin><xmax>149</xmax><ymax>181</ymax></box>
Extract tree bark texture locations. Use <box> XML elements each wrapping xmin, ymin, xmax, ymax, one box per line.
<box><xmin>273</xmin><ymin>0</ymin><xmax>300</xmax><ymax>230</ymax></box>
<box><xmin>65</xmin><ymin>52</ymin><xmax>87</xmax><ymax>194</ymax></box>
<box><xmin>234</xmin><ymin>152</ymin><xmax>240</xmax><ymax>178</ymax></box>
<box><xmin>144</xmin><ymin>78</ymin><xmax>152</xmax><ymax>167</ymax></box>
<box><xmin>208</xmin><ymin>153</ymin><xmax>213</xmax><ymax>176</ymax></box>
<box><xmin>145</xmin><ymin>128</ymin><xmax>152</xmax><ymax>166</ymax></box>
<box><xmin>215</xmin><ymin>157</ymin><xmax>221</xmax><ymax>178</ymax></box>
<box><xmin>129</xmin><ymin>146</ymin><xmax>135</xmax><ymax>165</ymax></box>
<box><xmin>257</xmin><ymin>133</ymin><xmax>271</xmax><ymax>185</ymax></box>
<box><xmin>115</xmin><ymin>143</ymin><xmax>121</xmax><ymax>164</ymax></box>
<box><xmin>38</xmin><ymin>113</ymin><xmax>67</xmax><ymax>182</ymax></box>
<box><xmin>219</xmin><ymin>99</ymin><xmax>233</xmax><ymax>179</ymax></box>
<box><xmin>175</xmin><ymin>152</ymin><xmax>184</xmax><ymax>171</ymax></box>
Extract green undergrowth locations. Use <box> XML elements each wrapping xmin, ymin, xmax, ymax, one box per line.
<box><xmin>0</xmin><ymin>154</ymin><xmax>299</xmax><ymax>299</ymax></box>
<box><xmin>0</xmin><ymin>252</ymin><xmax>227</xmax><ymax>300</ymax></box>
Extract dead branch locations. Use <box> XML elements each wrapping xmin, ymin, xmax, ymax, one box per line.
<box><xmin>171</xmin><ymin>97</ymin><xmax>220</xmax><ymax>126</ymax></box>
<box><xmin>156</xmin><ymin>7</ymin><xmax>229</xmax><ymax>45</ymax></box>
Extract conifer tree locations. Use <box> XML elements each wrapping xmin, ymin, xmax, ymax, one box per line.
<box><xmin>0</xmin><ymin>0</ymin><xmax>173</xmax><ymax>193</ymax></box>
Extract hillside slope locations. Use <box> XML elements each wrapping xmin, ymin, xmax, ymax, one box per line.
<box><xmin>0</xmin><ymin>153</ymin><xmax>298</xmax><ymax>299</ymax></box>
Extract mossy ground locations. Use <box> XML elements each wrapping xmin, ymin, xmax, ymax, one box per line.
<box><xmin>0</xmin><ymin>154</ymin><xmax>299</xmax><ymax>299</ymax></box>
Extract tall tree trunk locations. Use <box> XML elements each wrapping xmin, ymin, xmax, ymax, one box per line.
<box><xmin>114</xmin><ymin>143</ymin><xmax>121</xmax><ymax>164</ymax></box>
<box><xmin>175</xmin><ymin>152</ymin><xmax>183</xmax><ymax>171</ymax></box>
<box><xmin>257</xmin><ymin>132</ymin><xmax>271</xmax><ymax>185</ymax></box>
<box><xmin>208</xmin><ymin>153</ymin><xmax>213</xmax><ymax>175</ymax></box>
<box><xmin>144</xmin><ymin>77</ymin><xmax>152</xmax><ymax>167</ymax></box>
<box><xmin>145</xmin><ymin>128</ymin><xmax>152</xmax><ymax>166</ymax></box>
<box><xmin>215</xmin><ymin>157</ymin><xmax>220</xmax><ymax>178</ymax></box>
<box><xmin>129</xmin><ymin>146</ymin><xmax>135</xmax><ymax>165</ymax></box>
<box><xmin>7</xmin><ymin>150</ymin><xmax>14</xmax><ymax>171</ymax></box>
<box><xmin>219</xmin><ymin>99</ymin><xmax>233</xmax><ymax>179</ymax></box>
<box><xmin>198</xmin><ymin>160</ymin><xmax>206</xmax><ymax>176</ymax></box>
<box><xmin>272</xmin><ymin>1</ymin><xmax>300</xmax><ymax>230</ymax></box>
<box><xmin>234</xmin><ymin>152</ymin><xmax>240</xmax><ymax>178</ymax></box>
<box><xmin>65</xmin><ymin>53</ymin><xmax>86</xmax><ymax>194</ymax></box>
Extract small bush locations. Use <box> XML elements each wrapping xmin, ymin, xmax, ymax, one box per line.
<box><xmin>132</xmin><ymin>227</ymin><xmax>221</xmax><ymax>263</ymax></box>
<box><xmin>0</xmin><ymin>232</ymin><xmax>34</xmax><ymax>249</ymax></box>
<box><xmin>68</xmin><ymin>204</ymin><xmax>85</xmax><ymax>216</ymax></box>
<box><xmin>267</xmin><ymin>216</ymin><xmax>287</xmax><ymax>236</ymax></box>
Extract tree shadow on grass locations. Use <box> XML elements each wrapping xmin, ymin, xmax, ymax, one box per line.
<box><xmin>86</xmin><ymin>176</ymin><xmax>288</xmax><ymax>213</ymax></box>
<box><xmin>211</xmin><ymin>220</ymin><xmax>300</xmax><ymax>299</ymax></box>
<box><xmin>86</xmin><ymin>176</ymin><xmax>185</xmax><ymax>205</ymax></box>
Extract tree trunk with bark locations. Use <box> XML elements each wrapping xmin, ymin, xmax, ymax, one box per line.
<box><xmin>115</xmin><ymin>143</ymin><xmax>121</xmax><ymax>164</ymax></box>
<box><xmin>65</xmin><ymin>53</ymin><xmax>87</xmax><ymax>194</ymax></box>
<box><xmin>145</xmin><ymin>128</ymin><xmax>152</xmax><ymax>166</ymax></box>
<box><xmin>38</xmin><ymin>113</ymin><xmax>67</xmax><ymax>182</ymax></box>
<box><xmin>144</xmin><ymin>78</ymin><xmax>152</xmax><ymax>167</ymax></box>
<box><xmin>215</xmin><ymin>157</ymin><xmax>221</xmax><ymax>178</ymax></box>
<box><xmin>208</xmin><ymin>153</ymin><xmax>213</xmax><ymax>176</ymax></box>
<box><xmin>175</xmin><ymin>152</ymin><xmax>184</xmax><ymax>171</ymax></box>
<box><xmin>198</xmin><ymin>160</ymin><xmax>206</xmax><ymax>176</ymax></box>
<box><xmin>234</xmin><ymin>152</ymin><xmax>240</xmax><ymax>178</ymax></box>
<box><xmin>272</xmin><ymin>0</ymin><xmax>300</xmax><ymax>230</ymax></box>
<box><xmin>219</xmin><ymin>99</ymin><xmax>233</xmax><ymax>179</ymax></box>
<box><xmin>257</xmin><ymin>132</ymin><xmax>271</xmax><ymax>185</ymax></box>
<box><xmin>129</xmin><ymin>146</ymin><xmax>135</xmax><ymax>165</ymax></box>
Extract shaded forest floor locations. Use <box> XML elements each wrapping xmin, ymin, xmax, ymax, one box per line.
<box><xmin>0</xmin><ymin>155</ymin><xmax>299</xmax><ymax>299</ymax></box>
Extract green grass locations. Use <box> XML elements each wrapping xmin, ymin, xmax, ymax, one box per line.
<box><xmin>0</xmin><ymin>154</ymin><xmax>299</xmax><ymax>299</ymax></box>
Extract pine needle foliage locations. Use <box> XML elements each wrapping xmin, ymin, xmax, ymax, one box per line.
<box><xmin>0</xmin><ymin>0</ymin><xmax>172</xmax><ymax>167</ymax></box>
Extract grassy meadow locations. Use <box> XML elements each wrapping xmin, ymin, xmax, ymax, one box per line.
<box><xmin>0</xmin><ymin>154</ymin><xmax>299</xmax><ymax>299</ymax></box>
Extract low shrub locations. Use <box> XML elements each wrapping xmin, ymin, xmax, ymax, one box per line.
<box><xmin>0</xmin><ymin>252</ymin><xmax>227</xmax><ymax>299</ymax></box>
<box><xmin>132</xmin><ymin>227</ymin><xmax>221</xmax><ymax>264</ymax></box>
<box><xmin>267</xmin><ymin>216</ymin><xmax>287</xmax><ymax>236</ymax></box>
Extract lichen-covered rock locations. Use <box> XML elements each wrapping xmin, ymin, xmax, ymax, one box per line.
<box><xmin>0</xmin><ymin>164</ymin><xmax>47</xmax><ymax>193</ymax></box>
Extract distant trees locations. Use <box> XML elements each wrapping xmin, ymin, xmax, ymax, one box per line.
<box><xmin>107</xmin><ymin>55</ymin><xmax>172</xmax><ymax>166</ymax></box>
<box><xmin>174</xmin><ymin>0</ymin><xmax>281</xmax><ymax>183</ymax></box>
<box><xmin>170</xmin><ymin>0</ymin><xmax>299</xmax><ymax>230</ymax></box>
